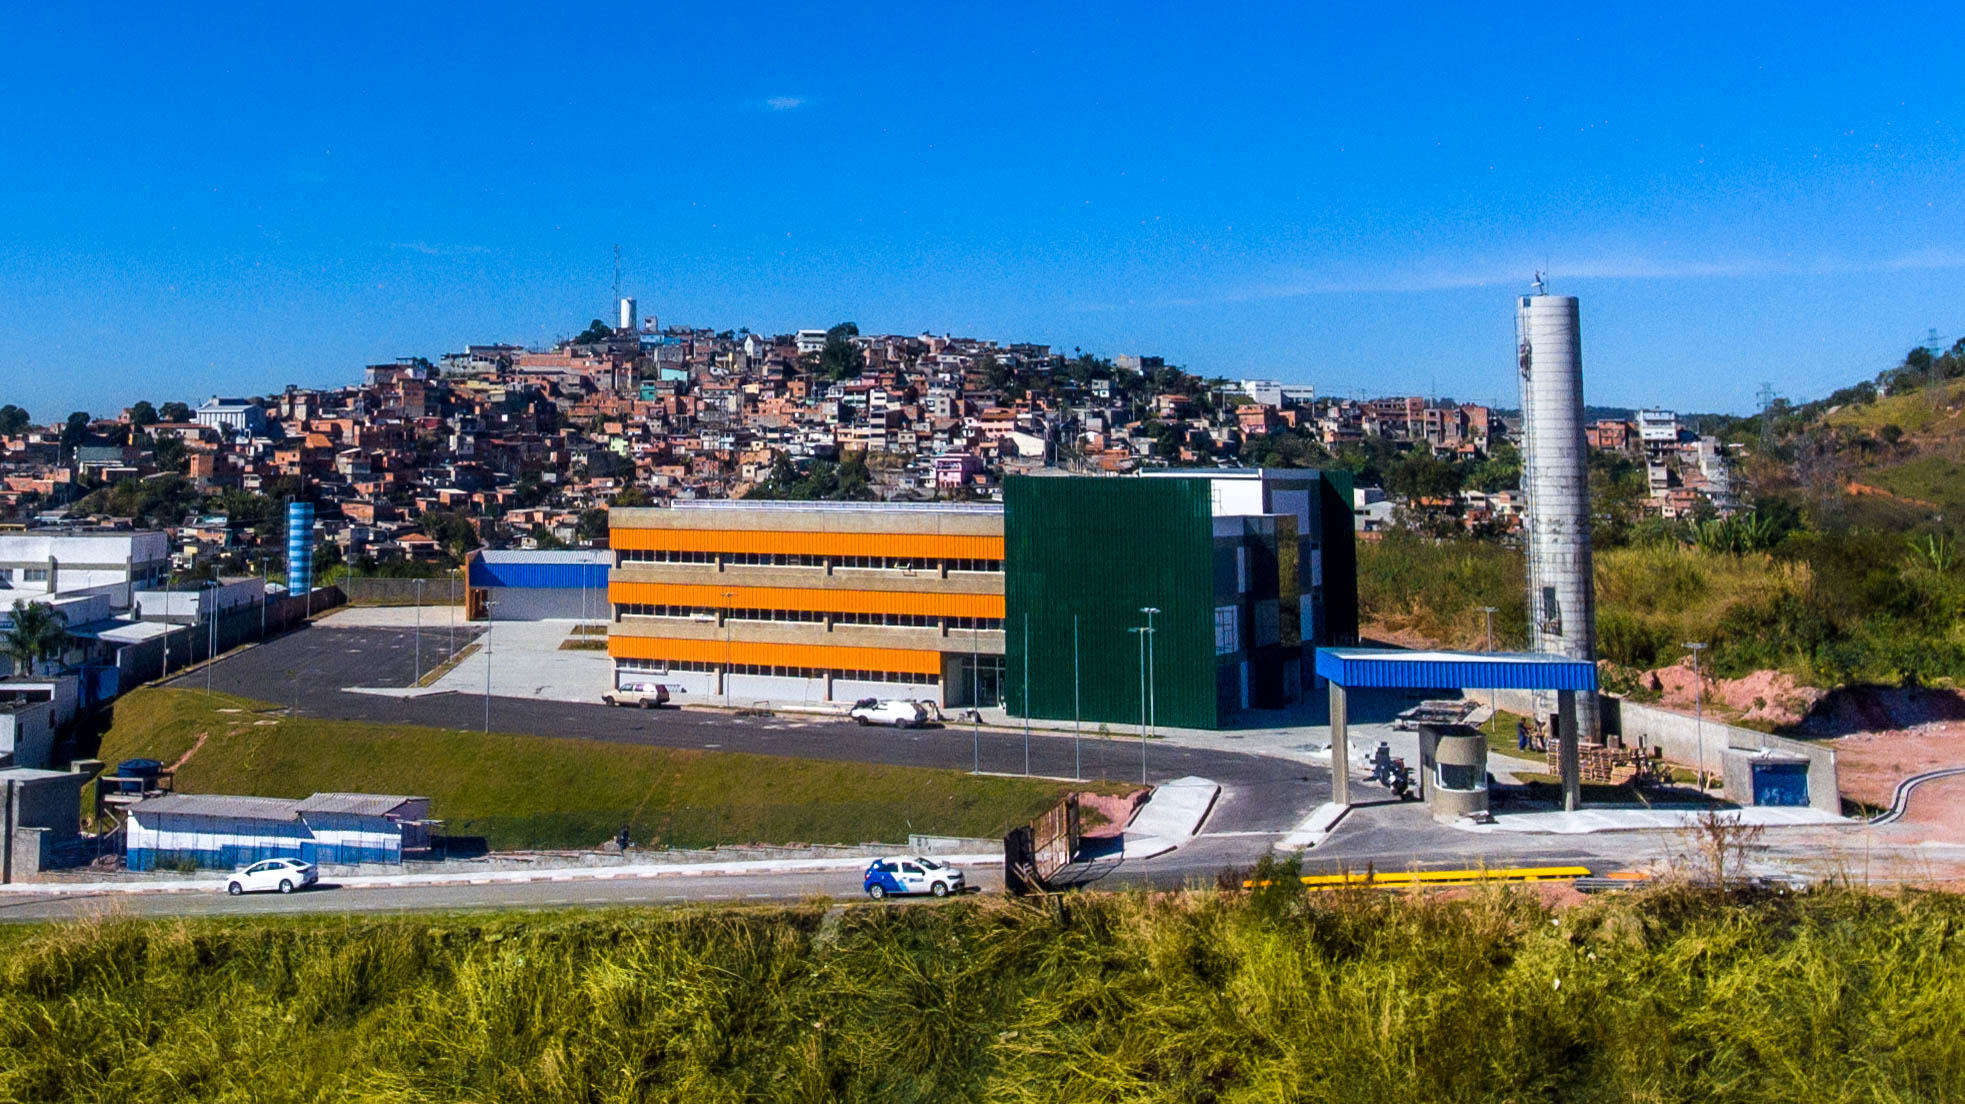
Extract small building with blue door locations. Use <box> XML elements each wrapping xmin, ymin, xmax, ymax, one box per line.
<box><xmin>125</xmin><ymin>792</ymin><xmax>432</xmax><ymax>871</ymax></box>
<box><xmin>1722</xmin><ymin>748</ymin><xmax>1812</xmax><ymax>808</ymax></box>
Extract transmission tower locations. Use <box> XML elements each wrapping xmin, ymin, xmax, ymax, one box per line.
<box><xmin>1756</xmin><ymin>382</ymin><xmax>1778</xmax><ymax>446</ymax></box>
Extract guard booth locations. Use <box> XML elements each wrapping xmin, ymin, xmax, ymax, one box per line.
<box><xmin>1315</xmin><ymin>648</ymin><xmax>1600</xmax><ymax>812</ymax></box>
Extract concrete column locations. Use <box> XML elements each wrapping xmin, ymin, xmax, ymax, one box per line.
<box><xmin>1557</xmin><ymin>689</ymin><xmax>1581</xmax><ymax>812</ymax></box>
<box><xmin>1329</xmin><ymin>681</ymin><xmax>1350</xmax><ymax>806</ymax></box>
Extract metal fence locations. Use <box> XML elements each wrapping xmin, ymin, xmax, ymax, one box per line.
<box><xmin>338</xmin><ymin>576</ymin><xmax>465</xmax><ymax>607</ymax></box>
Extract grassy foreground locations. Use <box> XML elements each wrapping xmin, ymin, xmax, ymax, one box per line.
<box><xmin>92</xmin><ymin>688</ymin><xmax>1109</xmax><ymax>851</ymax></box>
<box><xmin>3</xmin><ymin>887</ymin><xmax>1962</xmax><ymax>1102</ymax></box>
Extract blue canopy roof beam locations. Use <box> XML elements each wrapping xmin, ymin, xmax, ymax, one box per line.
<box><xmin>1315</xmin><ymin>648</ymin><xmax>1599</xmax><ymax>811</ymax></box>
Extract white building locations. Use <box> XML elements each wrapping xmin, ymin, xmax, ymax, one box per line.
<box><xmin>1637</xmin><ymin>409</ymin><xmax>1680</xmax><ymax>456</ymax></box>
<box><xmin>795</xmin><ymin>329</ymin><xmax>828</xmax><ymax>356</ymax></box>
<box><xmin>0</xmin><ymin>530</ymin><xmax>169</xmax><ymax>610</ymax></box>
<box><xmin>194</xmin><ymin>397</ymin><xmax>267</xmax><ymax>437</ymax></box>
<box><xmin>1239</xmin><ymin>380</ymin><xmax>1317</xmax><ymax>407</ymax></box>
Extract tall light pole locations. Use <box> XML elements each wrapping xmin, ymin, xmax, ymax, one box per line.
<box><xmin>482</xmin><ymin>599</ymin><xmax>495</xmax><ymax>735</ymax></box>
<box><xmin>970</xmin><ymin>621</ymin><xmax>980</xmax><ymax>774</ymax></box>
<box><xmin>1072</xmin><ymin>615</ymin><xmax>1082</xmax><ymax>782</ymax></box>
<box><xmin>1130</xmin><ymin>626</ymin><xmax>1148</xmax><ymax>784</ymax></box>
<box><xmin>204</xmin><ymin>583</ymin><xmax>216</xmax><ymax>699</ymax></box>
<box><xmin>1479</xmin><ymin>605</ymin><xmax>1498</xmax><ymax>714</ymax></box>
<box><xmin>413</xmin><ymin>577</ymin><xmax>423</xmax><ymax>685</ymax></box>
<box><xmin>1140</xmin><ymin>607</ymin><xmax>1159</xmax><ymax>742</ymax></box>
<box><xmin>721</xmin><ymin>590</ymin><xmax>734</xmax><ymax>709</ymax></box>
<box><xmin>1021</xmin><ymin>613</ymin><xmax>1030</xmax><ymax>776</ymax></box>
<box><xmin>1685</xmin><ymin>641</ymin><xmax>1708</xmax><ymax>793</ymax></box>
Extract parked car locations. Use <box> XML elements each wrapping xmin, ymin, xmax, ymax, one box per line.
<box><xmin>848</xmin><ymin>698</ymin><xmax>931</xmax><ymax>727</ymax></box>
<box><xmin>603</xmin><ymin>683</ymin><xmax>672</xmax><ymax>709</ymax></box>
<box><xmin>226</xmin><ymin>858</ymin><xmax>318</xmax><ymax>896</ymax></box>
<box><xmin>863</xmin><ymin>856</ymin><xmax>967</xmax><ymax>899</ymax></box>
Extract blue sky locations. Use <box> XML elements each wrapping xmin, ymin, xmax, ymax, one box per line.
<box><xmin>3</xmin><ymin>2</ymin><xmax>1963</xmax><ymax>419</ymax></box>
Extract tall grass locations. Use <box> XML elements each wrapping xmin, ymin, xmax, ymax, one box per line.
<box><xmin>1</xmin><ymin>888</ymin><xmax>1960</xmax><ymax>1102</ymax></box>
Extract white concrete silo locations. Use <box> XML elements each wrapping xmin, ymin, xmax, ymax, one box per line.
<box><xmin>1517</xmin><ymin>287</ymin><xmax>1601</xmax><ymax>743</ymax></box>
<box><xmin>617</xmin><ymin>297</ymin><xmax>637</xmax><ymax>332</ymax></box>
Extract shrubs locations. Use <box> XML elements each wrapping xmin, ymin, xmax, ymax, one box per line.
<box><xmin>1</xmin><ymin>889</ymin><xmax>1960</xmax><ymax>1102</ymax></box>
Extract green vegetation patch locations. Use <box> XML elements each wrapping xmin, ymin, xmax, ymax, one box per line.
<box><xmin>94</xmin><ymin>689</ymin><xmax>1111</xmax><ymax>850</ymax></box>
<box><xmin>1</xmin><ymin>888</ymin><xmax>1961</xmax><ymax>1102</ymax></box>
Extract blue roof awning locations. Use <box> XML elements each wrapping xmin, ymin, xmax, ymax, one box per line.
<box><xmin>1315</xmin><ymin>647</ymin><xmax>1597</xmax><ymax>692</ymax></box>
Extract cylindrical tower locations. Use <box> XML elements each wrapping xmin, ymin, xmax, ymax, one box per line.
<box><xmin>1517</xmin><ymin>291</ymin><xmax>1600</xmax><ymax>742</ymax></box>
<box><xmin>617</xmin><ymin>297</ymin><xmax>637</xmax><ymax>332</ymax></box>
<box><xmin>286</xmin><ymin>501</ymin><xmax>316</xmax><ymax>596</ymax></box>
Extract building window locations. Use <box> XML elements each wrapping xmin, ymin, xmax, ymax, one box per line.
<box><xmin>1236</xmin><ymin>547</ymin><xmax>1249</xmax><ymax>594</ymax></box>
<box><xmin>1215</xmin><ymin>606</ymin><xmax>1239</xmax><ymax>655</ymax></box>
<box><xmin>22</xmin><ymin>568</ymin><xmax>48</xmax><ymax>583</ymax></box>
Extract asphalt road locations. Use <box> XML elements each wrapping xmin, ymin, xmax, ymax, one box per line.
<box><xmin>161</xmin><ymin>623</ymin><xmax>1328</xmax><ymax>838</ymax></box>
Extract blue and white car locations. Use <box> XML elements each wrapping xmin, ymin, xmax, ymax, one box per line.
<box><xmin>863</xmin><ymin>856</ymin><xmax>967</xmax><ymax>899</ymax></box>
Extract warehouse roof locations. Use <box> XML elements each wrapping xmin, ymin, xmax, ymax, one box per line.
<box><xmin>130</xmin><ymin>794</ymin><xmax>303</xmax><ymax>821</ymax></box>
<box><xmin>295</xmin><ymin>793</ymin><xmax>424</xmax><ymax>817</ymax></box>
<box><xmin>1315</xmin><ymin>648</ymin><xmax>1598</xmax><ymax>692</ymax></box>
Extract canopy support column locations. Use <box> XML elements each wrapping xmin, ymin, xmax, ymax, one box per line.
<box><xmin>1329</xmin><ymin>680</ymin><xmax>1350</xmax><ymax>806</ymax></box>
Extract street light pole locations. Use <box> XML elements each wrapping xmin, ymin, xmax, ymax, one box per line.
<box><xmin>1479</xmin><ymin>605</ymin><xmax>1499</xmax><ymax>713</ymax></box>
<box><xmin>414</xmin><ymin>577</ymin><xmax>423</xmax><ymax>685</ymax></box>
<box><xmin>970</xmin><ymin>622</ymin><xmax>980</xmax><ymax>774</ymax></box>
<box><xmin>1131</xmin><ymin>626</ymin><xmax>1147</xmax><ymax>784</ymax></box>
<box><xmin>721</xmin><ymin>590</ymin><xmax>734</xmax><ymax>709</ymax></box>
<box><xmin>1685</xmin><ymin>641</ymin><xmax>1708</xmax><ymax>794</ymax></box>
<box><xmin>1140</xmin><ymin>607</ymin><xmax>1159</xmax><ymax>742</ymax></box>
<box><xmin>1022</xmin><ymin>613</ymin><xmax>1030</xmax><ymax>776</ymax></box>
<box><xmin>483</xmin><ymin>599</ymin><xmax>495</xmax><ymax>735</ymax></box>
<box><xmin>1073</xmin><ymin>614</ymin><xmax>1081</xmax><ymax>782</ymax></box>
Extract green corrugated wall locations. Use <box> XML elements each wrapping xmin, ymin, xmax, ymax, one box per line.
<box><xmin>1004</xmin><ymin>477</ymin><xmax>1220</xmax><ymax>730</ymax></box>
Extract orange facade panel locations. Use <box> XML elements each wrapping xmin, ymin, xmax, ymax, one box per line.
<box><xmin>610</xmin><ymin>526</ymin><xmax>1004</xmax><ymax>561</ymax></box>
<box><xmin>607</xmin><ymin>634</ymin><xmax>944</xmax><ymax>675</ymax></box>
<box><xmin>608</xmin><ymin>581</ymin><xmax>1003</xmax><ymax>619</ymax></box>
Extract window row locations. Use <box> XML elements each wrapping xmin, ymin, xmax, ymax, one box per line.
<box><xmin>616</xmin><ymin>548</ymin><xmax>1001</xmax><ymax>573</ymax></box>
<box><xmin>616</xmin><ymin>604</ymin><xmax>1002</xmax><ymax>632</ymax></box>
<box><xmin>617</xmin><ymin>657</ymin><xmax>937</xmax><ymax>685</ymax></box>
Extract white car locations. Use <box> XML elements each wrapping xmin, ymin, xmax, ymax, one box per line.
<box><xmin>603</xmin><ymin>683</ymin><xmax>672</xmax><ymax>708</ymax></box>
<box><xmin>226</xmin><ymin>858</ymin><xmax>318</xmax><ymax>896</ymax></box>
<box><xmin>864</xmin><ymin>856</ymin><xmax>967</xmax><ymax>899</ymax></box>
<box><xmin>849</xmin><ymin>698</ymin><xmax>931</xmax><ymax>728</ymax></box>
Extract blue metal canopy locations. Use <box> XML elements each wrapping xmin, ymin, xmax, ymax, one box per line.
<box><xmin>1315</xmin><ymin>647</ymin><xmax>1597</xmax><ymax>692</ymax></box>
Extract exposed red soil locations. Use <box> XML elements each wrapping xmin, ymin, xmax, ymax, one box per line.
<box><xmin>1077</xmin><ymin>789</ymin><xmax>1149</xmax><ymax>839</ymax></box>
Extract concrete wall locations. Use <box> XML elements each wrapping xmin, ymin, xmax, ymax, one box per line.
<box><xmin>0</xmin><ymin>701</ymin><xmax>57</xmax><ymax>769</ymax></box>
<box><xmin>728</xmin><ymin>673</ymin><xmax>829</xmax><ymax>703</ymax></box>
<box><xmin>1492</xmin><ymin>687</ymin><xmax>1840</xmax><ymax>813</ymax></box>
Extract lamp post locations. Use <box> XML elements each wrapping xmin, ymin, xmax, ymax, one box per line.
<box><xmin>482</xmin><ymin>599</ymin><xmax>496</xmax><ymax>735</ymax></box>
<box><xmin>1479</xmin><ymin>605</ymin><xmax>1498</xmax><ymax>713</ymax></box>
<box><xmin>721</xmin><ymin>590</ymin><xmax>734</xmax><ymax>709</ymax></box>
<box><xmin>1073</xmin><ymin>615</ymin><xmax>1082</xmax><ymax>782</ymax></box>
<box><xmin>1684</xmin><ymin>641</ymin><xmax>1708</xmax><ymax>794</ymax></box>
<box><xmin>1140</xmin><ymin>607</ymin><xmax>1159</xmax><ymax>742</ymax></box>
<box><xmin>1021</xmin><ymin>613</ymin><xmax>1030</xmax><ymax>776</ymax></box>
<box><xmin>413</xmin><ymin>577</ymin><xmax>423</xmax><ymax>685</ymax></box>
<box><xmin>1130</xmin><ymin>626</ymin><xmax>1147</xmax><ymax>784</ymax></box>
<box><xmin>970</xmin><ymin>621</ymin><xmax>980</xmax><ymax>774</ymax></box>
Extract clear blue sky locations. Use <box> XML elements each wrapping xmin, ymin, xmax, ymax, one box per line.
<box><xmin>4</xmin><ymin>2</ymin><xmax>1963</xmax><ymax>420</ymax></box>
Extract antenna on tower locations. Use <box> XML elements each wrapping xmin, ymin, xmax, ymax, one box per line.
<box><xmin>1532</xmin><ymin>271</ymin><xmax>1546</xmax><ymax>296</ymax></box>
<box><xmin>1756</xmin><ymin>382</ymin><xmax>1778</xmax><ymax>445</ymax></box>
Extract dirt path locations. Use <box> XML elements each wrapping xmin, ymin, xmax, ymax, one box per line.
<box><xmin>167</xmin><ymin>731</ymin><xmax>210</xmax><ymax>774</ymax></box>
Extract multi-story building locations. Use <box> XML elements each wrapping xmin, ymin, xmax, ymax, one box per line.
<box><xmin>606</xmin><ymin>469</ymin><xmax>1358</xmax><ymax>728</ymax></box>
<box><xmin>608</xmin><ymin>502</ymin><xmax>1008</xmax><ymax>707</ymax></box>
<box><xmin>0</xmin><ymin>530</ymin><xmax>169</xmax><ymax>610</ymax></box>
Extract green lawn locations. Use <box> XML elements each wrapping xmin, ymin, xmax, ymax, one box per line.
<box><xmin>93</xmin><ymin>688</ymin><xmax>1119</xmax><ymax>851</ymax></box>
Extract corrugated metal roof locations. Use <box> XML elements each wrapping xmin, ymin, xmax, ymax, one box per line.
<box><xmin>131</xmin><ymin>794</ymin><xmax>303</xmax><ymax>821</ymax></box>
<box><xmin>469</xmin><ymin>551</ymin><xmax>611</xmax><ymax>590</ymax></box>
<box><xmin>1315</xmin><ymin>648</ymin><xmax>1598</xmax><ymax>692</ymax></box>
<box><xmin>295</xmin><ymin>793</ymin><xmax>423</xmax><ymax>816</ymax></box>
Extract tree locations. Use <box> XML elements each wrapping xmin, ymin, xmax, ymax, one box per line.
<box><xmin>574</xmin><ymin>319</ymin><xmax>613</xmax><ymax>345</ymax></box>
<box><xmin>820</xmin><ymin>322</ymin><xmax>864</xmax><ymax>381</ymax></box>
<box><xmin>1388</xmin><ymin>452</ymin><xmax>1464</xmax><ymax>504</ymax></box>
<box><xmin>419</xmin><ymin>509</ymin><xmax>481</xmax><ymax>562</ymax></box>
<box><xmin>0</xmin><ymin>404</ymin><xmax>29</xmax><ymax>435</ymax></box>
<box><xmin>2</xmin><ymin>600</ymin><xmax>70</xmax><ymax>676</ymax></box>
<box><xmin>60</xmin><ymin>411</ymin><xmax>91</xmax><ymax>455</ymax></box>
<box><xmin>575</xmin><ymin>509</ymin><xmax>610</xmax><ymax>543</ymax></box>
<box><xmin>159</xmin><ymin>401</ymin><xmax>192</xmax><ymax>423</ymax></box>
<box><xmin>129</xmin><ymin>401</ymin><xmax>159</xmax><ymax>428</ymax></box>
<box><xmin>613</xmin><ymin>486</ymin><xmax>653</xmax><ymax>507</ymax></box>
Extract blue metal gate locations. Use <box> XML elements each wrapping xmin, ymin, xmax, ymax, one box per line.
<box><xmin>1751</xmin><ymin>762</ymin><xmax>1809</xmax><ymax>807</ymax></box>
